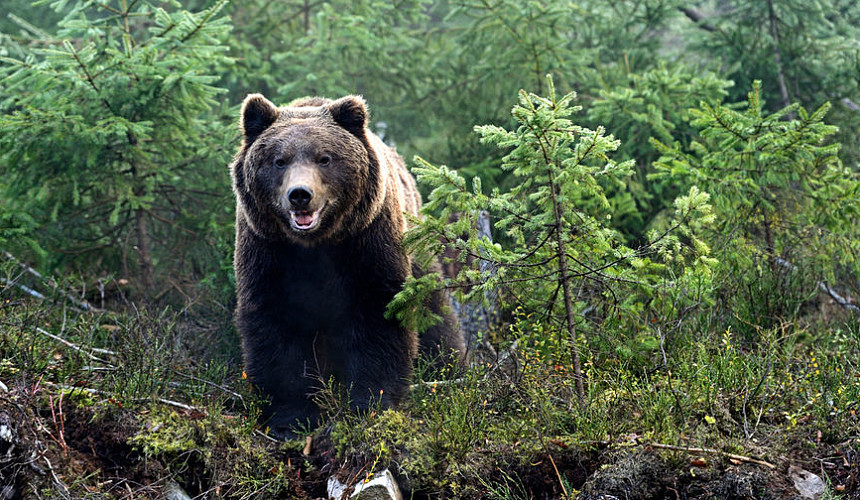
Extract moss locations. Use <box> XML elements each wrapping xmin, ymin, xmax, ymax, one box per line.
<box><xmin>330</xmin><ymin>409</ymin><xmax>417</xmax><ymax>461</ymax></box>
<box><xmin>130</xmin><ymin>408</ymin><xmax>208</xmax><ymax>457</ymax></box>
<box><xmin>59</xmin><ymin>387</ymin><xmax>98</xmax><ymax>408</ymax></box>
<box><xmin>131</xmin><ymin>406</ymin><xmax>300</xmax><ymax>497</ymax></box>
<box><xmin>330</xmin><ymin>408</ymin><xmax>455</xmax><ymax>492</ymax></box>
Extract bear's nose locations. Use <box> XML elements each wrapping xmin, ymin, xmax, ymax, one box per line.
<box><xmin>287</xmin><ymin>186</ymin><xmax>314</xmax><ymax>209</ymax></box>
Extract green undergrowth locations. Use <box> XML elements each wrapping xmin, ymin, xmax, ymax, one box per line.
<box><xmin>1</xmin><ymin>277</ymin><xmax>858</xmax><ymax>498</ymax></box>
<box><xmin>326</xmin><ymin>318</ymin><xmax>859</xmax><ymax>497</ymax></box>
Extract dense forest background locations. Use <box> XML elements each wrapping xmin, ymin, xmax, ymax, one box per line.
<box><xmin>1</xmin><ymin>0</ymin><xmax>859</xmax><ymax>498</ymax></box>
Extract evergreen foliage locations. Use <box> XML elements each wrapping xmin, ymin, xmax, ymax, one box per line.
<box><xmin>686</xmin><ymin>0</ymin><xmax>860</xmax><ymax>164</ymax></box>
<box><xmin>587</xmin><ymin>64</ymin><xmax>733</xmax><ymax>240</ymax></box>
<box><xmin>654</xmin><ymin>82</ymin><xmax>860</xmax><ymax>332</ymax></box>
<box><xmin>226</xmin><ymin>0</ymin><xmax>434</xmax><ymax>152</ymax></box>
<box><xmin>1</xmin><ymin>1</ymin><xmax>859</xmax><ymax>497</ymax></box>
<box><xmin>0</xmin><ymin>0</ymin><xmax>235</xmax><ymax>297</ymax></box>
<box><xmin>390</xmin><ymin>77</ymin><xmax>715</xmax><ymax>398</ymax></box>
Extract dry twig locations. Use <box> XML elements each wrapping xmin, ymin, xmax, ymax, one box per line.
<box><xmin>645</xmin><ymin>442</ymin><xmax>776</xmax><ymax>469</ymax></box>
<box><xmin>547</xmin><ymin>453</ymin><xmax>569</xmax><ymax>498</ymax></box>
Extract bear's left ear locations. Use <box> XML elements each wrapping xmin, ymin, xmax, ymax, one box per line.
<box><xmin>326</xmin><ymin>95</ymin><xmax>368</xmax><ymax>139</ymax></box>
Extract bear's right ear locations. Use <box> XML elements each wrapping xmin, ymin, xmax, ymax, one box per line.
<box><xmin>241</xmin><ymin>94</ymin><xmax>279</xmax><ymax>144</ymax></box>
<box><xmin>326</xmin><ymin>95</ymin><xmax>368</xmax><ymax>139</ymax></box>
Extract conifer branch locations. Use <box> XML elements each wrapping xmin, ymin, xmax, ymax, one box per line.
<box><xmin>7</xmin><ymin>13</ymin><xmax>54</xmax><ymax>39</ymax></box>
<box><xmin>96</xmin><ymin>3</ymin><xmax>124</xmax><ymax>16</ymax></box>
<box><xmin>64</xmin><ymin>40</ymin><xmax>116</xmax><ymax>115</ymax></box>
<box><xmin>180</xmin><ymin>0</ymin><xmax>230</xmax><ymax>43</ymax></box>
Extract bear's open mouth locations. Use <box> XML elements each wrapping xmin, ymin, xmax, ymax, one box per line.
<box><xmin>289</xmin><ymin>203</ymin><xmax>325</xmax><ymax>231</ymax></box>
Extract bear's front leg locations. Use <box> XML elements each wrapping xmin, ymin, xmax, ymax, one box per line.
<box><xmin>239</xmin><ymin>312</ymin><xmax>321</xmax><ymax>439</ymax></box>
<box><xmin>342</xmin><ymin>319</ymin><xmax>417</xmax><ymax>412</ymax></box>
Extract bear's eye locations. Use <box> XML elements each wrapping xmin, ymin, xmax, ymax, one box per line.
<box><xmin>318</xmin><ymin>155</ymin><xmax>331</xmax><ymax>167</ymax></box>
<box><xmin>274</xmin><ymin>158</ymin><xmax>287</xmax><ymax>169</ymax></box>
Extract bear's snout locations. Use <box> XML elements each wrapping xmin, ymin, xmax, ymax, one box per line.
<box><xmin>277</xmin><ymin>166</ymin><xmax>329</xmax><ymax>233</ymax></box>
<box><xmin>287</xmin><ymin>185</ymin><xmax>314</xmax><ymax>210</ymax></box>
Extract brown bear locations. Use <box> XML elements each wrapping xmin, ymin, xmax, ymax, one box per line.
<box><xmin>231</xmin><ymin>94</ymin><xmax>463</xmax><ymax>439</ymax></box>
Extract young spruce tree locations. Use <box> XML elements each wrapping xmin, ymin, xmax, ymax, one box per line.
<box><xmin>0</xmin><ymin>0</ymin><xmax>234</xmax><ymax>296</ymax></box>
<box><xmin>390</xmin><ymin>77</ymin><xmax>714</xmax><ymax>400</ymax></box>
<box><xmin>653</xmin><ymin>82</ymin><xmax>860</xmax><ymax>332</ymax></box>
<box><xmin>685</xmin><ymin>0</ymin><xmax>860</xmax><ymax>165</ymax></box>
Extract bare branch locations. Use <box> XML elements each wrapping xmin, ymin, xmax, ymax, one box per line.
<box><xmin>678</xmin><ymin>6</ymin><xmax>715</xmax><ymax>32</ymax></box>
<box><xmin>841</xmin><ymin>97</ymin><xmax>860</xmax><ymax>112</ymax></box>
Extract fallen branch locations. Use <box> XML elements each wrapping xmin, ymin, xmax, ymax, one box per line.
<box><xmin>645</xmin><ymin>442</ymin><xmax>776</xmax><ymax>469</ymax></box>
<box><xmin>155</xmin><ymin>398</ymin><xmax>199</xmax><ymax>412</ymax></box>
<box><xmin>35</xmin><ymin>327</ymin><xmax>116</xmax><ymax>366</ymax></box>
<box><xmin>409</xmin><ymin>378</ymin><xmax>466</xmax><ymax>390</ymax></box>
<box><xmin>1</xmin><ymin>250</ymin><xmax>100</xmax><ymax>312</ymax></box>
<box><xmin>576</xmin><ymin>438</ymin><xmax>777</xmax><ymax>470</ymax></box>
<box><xmin>774</xmin><ymin>258</ymin><xmax>859</xmax><ymax>313</ymax></box>
<box><xmin>1</xmin><ymin>277</ymin><xmax>46</xmax><ymax>300</ymax></box>
<box><xmin>175</xmin><ymin>371</ymin><xmax>244</xmax><ymax>402</ymax></box>
<box><xmin>41</xmin><ymin>454</ymin><xmax>71</xmax><ymax>498</ymax></box>
<box><xmin>47</xmin><ymin>382</ymin><xmax>206</xmax><ymax>414</ymax></box>
<box><xmin>255</xmin><ymin>429</ymin><xmax>281</xmax><ymax>443</ymax></box>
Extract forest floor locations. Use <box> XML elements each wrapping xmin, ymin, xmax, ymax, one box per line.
<box><xmin>2</xmin><ymin>376</ymin><xmax>857</xmax><ymax>499</ymax></box>
<box><xmin>1</xmin><ymin>281</ymin><xmax>858</xmax><ymax>499</ymax></box>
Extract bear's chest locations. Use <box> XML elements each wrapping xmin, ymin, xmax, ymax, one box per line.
<box><xmin>268</xmin><ymin>244</ymin><xmax>399</xmax><ymax>333</ymax></box>
<box><xmin>274</xmin><ymin>246</ymin><xmax>352</xmax><ymax>321</ymax></box>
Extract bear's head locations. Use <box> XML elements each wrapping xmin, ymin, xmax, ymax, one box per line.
<box><xmin>232</xmin><ymin>94</ymin><xmax>386</xmax><ymax>245</ymax></box>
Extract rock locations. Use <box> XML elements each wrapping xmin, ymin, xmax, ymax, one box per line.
<box><xmin>327</xmin><ymin>469</ymin><xmax>403</xmax><ymax>500</ymax></box>
<box><xmin>163</xmin><ymin>480</ymin><xmax>192</xmax><ymax>500</ymax></box>
<box><xmin>327</xmin><ymin>476</ymin><xmax>348</xmax><ymax>500</ymax></box>
<box><xmin>0</xmin><ymin>412</ymin><xmax>17</xmax><ymax>458</ymax></box>
<box><xmin>789</xmin><ymin>465</ymin><xmax>825</xmax><ymax>500</ymax></box>
<box><xmin>443</xmin><ymin>210</ymin><xmax>500</xmax><ymax>360</ymax></box>
<box><xmin>0</xmin><ymin>412</ymin><xmax>21</xmax><ymax>500</ymax></box>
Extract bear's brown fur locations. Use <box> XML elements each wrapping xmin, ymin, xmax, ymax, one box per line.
<box><xmin>231</xmin><ymin>94</ymin><xmax>463</xmax><ymax>438</ymax></box>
